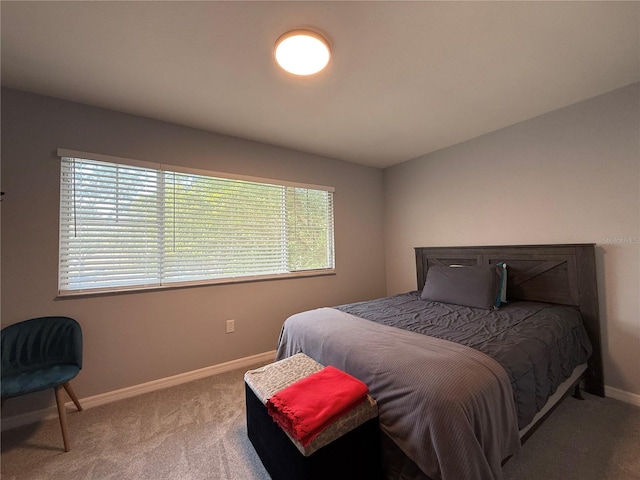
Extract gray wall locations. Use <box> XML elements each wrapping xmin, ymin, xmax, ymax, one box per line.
<box><xmin>0</xmin><ymin>88</ymin><xmax>387</xmax><ymax>416</ymax></box>
<box><xmin>384</xmin><ymin>83</ymin><xmax>640</xmax><ymax>397</ymax></box>
<box><xmin>3</xmin><ymin>82</ymin><xmax>639</xmax><ymax>421</ymax></box>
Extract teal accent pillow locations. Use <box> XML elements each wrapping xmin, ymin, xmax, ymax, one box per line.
<box><xmin>496</xmin><ymin>262</ymin><xmax>508</xmax><ymax>307</ymax></box>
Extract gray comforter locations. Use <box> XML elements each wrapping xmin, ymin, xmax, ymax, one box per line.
<box><xmin>276</xmin><ymin>307</ymin><xmax>522</xmax><ymax>480</ymax></box>
<box><xmin>334</xmin><ymin>292</ymin><xmax>593</xmax><ymax>428</ymax></box>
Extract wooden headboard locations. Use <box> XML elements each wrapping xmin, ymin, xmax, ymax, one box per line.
<box><xmin>415</xmin><ymin>244</ymin><xmax>604</xmax><ymax>397</ymax></box>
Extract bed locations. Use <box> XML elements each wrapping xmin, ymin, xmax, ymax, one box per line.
<box><xmin>275</xmin><ymin>244</ymin><xmax>604</xmax><ymax>480</ymax></box>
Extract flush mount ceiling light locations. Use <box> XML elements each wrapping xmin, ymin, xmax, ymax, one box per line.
<box><xmin>274</xmin><ymin>30</ymin><xmax>331</xmax><ymax>76</ymax></box>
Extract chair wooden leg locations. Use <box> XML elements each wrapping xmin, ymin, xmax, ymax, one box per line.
<box><xmin>54</xmin><ymin>385</ymin><xmax>71</xmax><ymax>452</ymax></box>
<box><xmin>63</xmin><ymin>382</ymin><xmax>83</xmax><ymax>411</ymax></box>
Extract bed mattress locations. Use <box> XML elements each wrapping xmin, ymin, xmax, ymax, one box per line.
<box><xmin>335</xmin><ymin>292</ymin><xmax>593</xmax><ymax>428</ymax></box>
<box><xmin>276</xmin><ymin>294</ymin><xmax>593</xmax><ymax>480</ymax></box>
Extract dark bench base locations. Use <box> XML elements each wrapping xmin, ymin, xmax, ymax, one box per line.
<box><xmin>245</xmin><ymin>382</ymin><xmax>384</xmax><ymax>480</ymax></box>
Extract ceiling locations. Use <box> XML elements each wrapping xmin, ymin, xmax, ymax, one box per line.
<box><xmin>2</xmin><ymin>1</ymin><xmax>639</xmax><ymax>169</ymax></box>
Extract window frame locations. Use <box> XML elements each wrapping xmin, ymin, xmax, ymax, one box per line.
<box><xmin>57</xmin><ymin>148</ymin><xmax>336</xmax><ymax>297</ymax></box>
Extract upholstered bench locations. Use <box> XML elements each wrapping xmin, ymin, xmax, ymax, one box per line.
<box><xmin>244</xmin><ymin>353</ymin><xmax>383</xmax><ymax>480</ymax></box>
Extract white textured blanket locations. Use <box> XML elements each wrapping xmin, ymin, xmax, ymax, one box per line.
<box><xmin>276</xmin><ymin>307</ymin><xmax>521</xmax><ymax>480</ymax></box>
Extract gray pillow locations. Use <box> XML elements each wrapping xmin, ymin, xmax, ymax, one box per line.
<box><xmin>421</xmin><ymin>265</ymin><xmax>501</xmax><ymax>309</ymax></box>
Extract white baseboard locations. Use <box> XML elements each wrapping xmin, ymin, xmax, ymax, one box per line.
<box><xmin>1</xmin><ymin>350</ymin><xmax>276</xmax><ymax>432</ymax></box>
<box><xmin>4</xmin><ymin>355</ymin><xmax>637</xmax><ymax>432</ymax></box>
<box><xmin>605</xmin><ymin>385</ymin><xmax>640</xmax><ymax>407</ymax></box>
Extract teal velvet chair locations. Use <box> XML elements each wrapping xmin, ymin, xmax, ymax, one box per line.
<box><xmin>1</xmin><ymin>316</ymin><xmax>83</xmax><ymax>451</ymax></box>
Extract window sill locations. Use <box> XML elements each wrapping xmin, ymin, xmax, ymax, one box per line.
<box><xmin>56</xmin><ymin>269</ymin><xmax>336</xmax><ymax>299</ymax></box>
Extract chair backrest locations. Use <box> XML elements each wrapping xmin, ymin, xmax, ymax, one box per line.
<box><xmin>1</xmin><ymin>316</ymin><xmax>82</xmax><ymax>375</ymax></box>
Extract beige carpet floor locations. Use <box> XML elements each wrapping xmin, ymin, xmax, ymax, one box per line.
<box><xmin>2</xmin><ymin>363</ymin><xmax>640</xmax><ymax>480</ymax></box>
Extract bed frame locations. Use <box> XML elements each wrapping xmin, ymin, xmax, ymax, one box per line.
<box><xmin>415</xmin><ymin>244</ymin><xmax>604</xmax><ymax>397</ymax></box>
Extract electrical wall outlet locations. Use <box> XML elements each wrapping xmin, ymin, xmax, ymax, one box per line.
<box><xmin>226</xmin><ymin>319</ymin><xmax>235</xmax><ymax>333</ymax></box>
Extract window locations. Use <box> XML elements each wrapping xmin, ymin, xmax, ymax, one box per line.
<box><xmin>58</xmin><ymin>150</ymin><xmax>335</xmax><ymax>295</ymax></box>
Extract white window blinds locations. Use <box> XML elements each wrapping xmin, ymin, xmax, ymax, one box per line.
<box><xmin>58</xmin><ymin>152</ymin><xmax>335</xmax><ymax>295</ymax></box>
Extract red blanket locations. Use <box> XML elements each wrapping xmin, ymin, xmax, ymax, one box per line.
<box><xmin>265</xmin><ymin>365</ymin><xmax>369</xmax><ymax>447</ymax></box>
